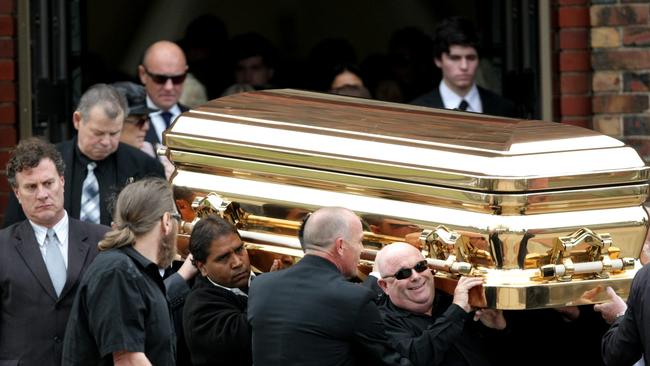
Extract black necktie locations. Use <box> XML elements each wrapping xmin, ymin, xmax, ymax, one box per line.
<box><xmin>161</xmin><ymin>111</ymin><xmax>173</xmax><ymax>128</ymax></box>
<box><xmin>457</xmin><ymin>100</ymin><xmax>469</xmax><ymax>111</ymax></box>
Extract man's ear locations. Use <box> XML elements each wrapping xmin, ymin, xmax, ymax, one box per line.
<box><xmin>434</xmin><ymin>57</ymin><xmax>442</xmax><ymax>68</ymax></box>
<box><xmin>72</xmin><ymin>111</ymin><xmax>82</xmax><ymax>130</ymax></box>
<box><xmin>196</xmin><ymin>260</ymin><xmax>208</xmax><ymax>277</ymax></box>
<box><xmin>335</xmin><ymin>237</ymin><xmax>345</xmax><ymax>256</ymax></box>
<box><xmin>138</xmin><ymin>65</ymin><xmax>147</xmax><ymax>84</ymax></box>
<box><xmin>13</xmin><ymin>186</ymin><xmax>21</xmax><ymax>204</ymax></box>
<box><xmin>378</xmin><ymin>278</ymin><xmax>389</xmax><ymax>292</ymax></box>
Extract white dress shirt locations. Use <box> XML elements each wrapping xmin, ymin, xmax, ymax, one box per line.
<box><xmin>146</xmin><ymin>96</ymin><xmax>182</xmax><ymax>144</ymax></box>
<box><xmin>206</xmin><ymin>272</ymin><xmax>256</xmax><ymax>297</ymax></box>
<box><xmin>439</xmin><ymin>81</ymin><xmax>483</xmax><ymax>113</ymax></box>
<box><xmin>30</xmin><ymin>211</ymin><xmax>70</xmax><ymax>268</ymax></box>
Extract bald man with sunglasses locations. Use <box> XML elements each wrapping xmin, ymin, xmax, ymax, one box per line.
<box><xmin>371</xmin><ymin>242</ymin><xmax>506</xmax><ymax>366</ymax></box>
<box><xmin>139</xmin><ymin>40</ymin><xmax>189</xmax><ymax>147</ymax></box>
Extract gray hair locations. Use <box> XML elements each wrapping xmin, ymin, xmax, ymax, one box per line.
<box><xmin>76</xmin><ymin>83</ymin><xmax>127</xmax><ymax>122</ymax></box>
<box><xmin>302</xmin><ymin>207</ymin><xmax>354</xmax><ymax>252</ymax></box>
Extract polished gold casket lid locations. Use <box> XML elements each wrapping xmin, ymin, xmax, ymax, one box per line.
<box><xmin>165</xmin><ymin>89</ymin><xmax>648</xmax><ymax>195</ymax></box>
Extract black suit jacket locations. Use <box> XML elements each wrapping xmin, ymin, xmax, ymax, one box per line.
<box><xmin>183</xmin><ymin>276</ymin><xmax>251</xmax><ymax>366</ymax></box>
<box><xmin>3</xmin><ymin>139</ymin><xmax>165</xmax><ymax>228</ymax></box>
<box><xmin>410</xmin><ymin>86</ymin><xmax>518</xmax><ymax>118</ymax></box>
<box><xmin>248</xmin><ymin>255</ymin><xmax>411</xmax><ymax>366</ymax></box>
<box><xmin>0</xmin><ymin>218</ymin><xmax>108</xmax><ymax>366</ymax></box>
<box><xmin>144</xmin><ymin>103</ymin><xmax>189</xmax><ymax>145</ymax></box>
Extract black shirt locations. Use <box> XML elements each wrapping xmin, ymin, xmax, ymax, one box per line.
<box><xmin>62</xmin><ymin>246</ymin><xmax>176</xmax><ymax>366</ymax></box>
<box><xmin>183</xmin><ymin>275</ymin><xmax>252</xmax><ymax>366</ymax></box>
<box><xmin>71</xmin><ymin>144</ymin><xmax>118</xmax><ymax>225</ymax></box>
<box><xmin>377</xmin><ymin>290</ymin><xmax>499</xmax><ymax>366</ymax></box>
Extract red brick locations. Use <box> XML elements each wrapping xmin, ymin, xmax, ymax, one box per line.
<box><xmin>559</xmin><ymin>7</ymin><xmax>590</xmax><ymax>27</ymax></box>
<box><xmin>592</xmin><ymin>50</ymin><xmax>650</xmax><ymax>70</ymax></box>
<box><xmin>0</xmin><ymin>103</ymin><xmax>14</xmax><ymax>124</ymax></box>
<box><xmin>560</xmin><ymin>73</ymin><xmax>590</xmax><ymax>94</ymax></box>
<box><xmin>0</xmin><ymin>174</ymin><xmax>8</xmax><ymax>192</ymax></box>
<box><xmin>0</xmin><ymin>150</ymin><xmax>9</xmax><ymax>168</ymax></box>
<box><xmin>623</xmin><ymin>72</ymin><xmax>650</xmax><ymax>92</ymax></box>
<box><xmin>559</xmin><ymin>29</ymin><xmax>589</xmax><ymax>49</ymax></box>
<box><xmin>0</xmin><ymin>82</ymin><xmax>15</xmax><ymax>101</ymax></box>
<box><xmin>0</xmin><ymin>0</ymin><xmax>14</xmax><ymax>15</ymax></box>
<box><xmin>0</xmin><ymin>60</ymin><xmax>14</xmax><ymax>80</ymax></box>
<box><xmin>0</xmin><ymin>15</ymin><xmax>13</xmax><ymax>36</ymax></box>
<box><xmin>623</xmin><ymin>26</ymin><xmax>650</xmax><ymax>46</ymax></box>
<box><xmin>623</xmin><ymin>115</ymin><xmax>650</xmax><ymax>135</ymax></box>
<box><xmin>591</xmin><ymin>5</ymin><xmax>650</xmax><ymax>26</ymax></box>
<box><xmin>593</xmin><ymin>94</ymin><xmax>649</xmax><ymax>113</ymax></box>
<box><xmin>0</xmin><ymin>39</ymin><xmax>13</xmax><ymax>58</ymax></box>
<box><xmin>0</xmin><ymin>126</ymin><xmax>15</xmax><ymax>147</ymax></box>
<box><xmin>559</xmin><ymin>50</ymin><xmax>591</xmax><ymax>71</ymax></box>
<box><xmin>561</xmin><ymin>95</ymin><xmax>592</xmax><ymax>116</ymax></box>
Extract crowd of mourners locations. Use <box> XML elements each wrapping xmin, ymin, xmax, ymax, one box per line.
<box><xmin>0</xmin><ymin>14</ymin><xmax>646</xmax><ymax>366</ymax></box>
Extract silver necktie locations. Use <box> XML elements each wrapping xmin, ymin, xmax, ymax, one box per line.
<box><xmin>80</xmin><ymin>162</ymin><xmax>100</xmax><ymax>224</ymax></box>
<box><xmin>44</xmin><ymin>228</ymin><xmax>66</xmax><ymax>296</ymax></box>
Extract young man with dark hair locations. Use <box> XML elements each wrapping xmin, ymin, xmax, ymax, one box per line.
<box><xmin>411</xmin><ymin>16</ymin><xmax>517</xmax><ymax>118</ymax></box>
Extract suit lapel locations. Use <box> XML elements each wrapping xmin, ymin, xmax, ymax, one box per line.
<box><xmin>13</xmin><ymin>220</ymin><xmax>58</xmax><ymax>301</ymax></box>
<box><xmin>431</xmin><ymin>88</ymin><xmax>445</xmax><ymax>108</ymax></box>
<box><xmin>59</xmin><ymin>219</ymin><xmax>91</xmax><ymax>300</ymax></box>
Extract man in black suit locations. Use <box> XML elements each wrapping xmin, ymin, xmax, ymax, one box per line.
<box><xmin>3</xmin><ymin>84</ymin><xmax>165</xmax><ymax>227</ymax></box>
<box><xmin>139</xmin><ymin>40</ymin><xmax>189</xmax><ymax>146</ymax></box>
<box><xmin>183</xmin><ymin>215</ymin><xmax>256</xmax><ymax>366</ymax></box>
<box><xmin>410</xmin><ymin>17</ymin><xmax>517</xmax><ymax>118</ymax></box>
<box><xmin>0</xmin><ymin>138</ymin><xmax>109</xmax><ymax>366</ymax></box>
<box><xmin>248</xmin><ymin>207</ymin><xmax>411</xmax><ymax>366</ymax></box>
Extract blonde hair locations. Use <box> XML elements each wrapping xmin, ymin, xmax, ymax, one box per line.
<box><xmin>98</xmin><ymin>177</ymin><xmax>175</xmax><ymax>250</ymax></box>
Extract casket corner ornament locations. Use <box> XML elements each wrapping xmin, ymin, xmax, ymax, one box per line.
<box><xmin>164</xmin><ymin>89</ymin><xmax>650</xmax><ymax>310</ymax></box>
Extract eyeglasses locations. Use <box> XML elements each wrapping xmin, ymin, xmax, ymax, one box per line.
<box><xmin>382</xmin><ymin>260</ymin><xmax>429</xmax><ymax>280</ymax></box>
<box><xmin>144</xmin><ymin>68</ymin><xmax>187</xmax><ymax>85</ymax></box>
<box><xmin>126</xmin><ymin>115</ymin><xmax>149</xmax><ymax>129</ymax></box>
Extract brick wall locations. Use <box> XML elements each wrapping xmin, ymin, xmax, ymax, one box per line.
<box><xmin>590</xmin><ymin>0</ymin><xmax>650</xmax><ymax>161</ymax></box>
<box><xmin>0</xmin><ymin>0</ymin><xmax>16</xmax><ymax>224</ymax></box>
<box><xmin>556</xmin><ymin>0</ymin><xmax>593</xmax><ymax>128</ymax></box>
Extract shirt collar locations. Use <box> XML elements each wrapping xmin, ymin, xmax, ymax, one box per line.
<box><xmin>206</xmin><ymin>272</ymin><xmax>256</xmax><ymax>297</ymax></box>
<box><xmin>30</xmin><ymin>211</ymin><xmax>69</xmax><ymax>248</ymax></box>
<box><xmin>146</xmin><ymin>95</ymin><xmax>181</xmax><ymax>116</ymax></box>
<box><xmin>438</xmin><ymin>81</ymin><xmax>482</xmax><ymax>113</ymax></box>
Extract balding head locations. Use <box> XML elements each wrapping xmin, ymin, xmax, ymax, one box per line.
<box><xmin>302</xmin><ymin>207</ymin><xmax>363</xmax><ymax>278</ymax></box>
<box><xmin>377</xmin><ymin>242</ymin><xmax>435</xmax><ymax>314</ymax></box>
<box><xmin>139</xmin><ymin>40</ymin><xmax>188</xmax><ymax>111</ymax></box>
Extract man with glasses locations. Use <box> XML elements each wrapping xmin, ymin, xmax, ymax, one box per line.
<box><xmin>248</xmin><ymin>207</ymin><xmax>411</xmax><ymax>366</ymax></box>
<box><xmin>138</xmin><ymin>40</ymin><xmax>189</xmax><ymax>147</ymax></box>
<box><xmin>371</xmin><ymin>242</ymin><xmax>506</xmax><ymax>366</ymax></box>
<box><xmin>113</xmin><ymin>81</ymin><xmax>175</xmax><ymax>178</ymax></box>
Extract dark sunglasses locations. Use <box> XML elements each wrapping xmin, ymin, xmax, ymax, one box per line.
<box><xmin>144</xmin><ymin>68</ymin><xmax>187</xmax><ymax>85</ymax></box>
<box><xmin>383</xmin><ymin>260</ymin><xmax>429</xmax><ymax>280</ymax></box>
<box><xmin>127</xmin><ymin>115</ymin><xmax>149</xmax><ymax>129</ymax></box>
<box><xmin>170</xmin><ymin>212</ymin><xmax>182</xmax><ymax>223</ymax></box>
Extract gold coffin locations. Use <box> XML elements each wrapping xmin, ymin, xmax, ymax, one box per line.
<box><xmin>165</xmin><ymin>89</ymin><xmax>649</xmax><ymax>310</ymax></box>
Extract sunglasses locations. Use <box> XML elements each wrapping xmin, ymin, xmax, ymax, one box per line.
<box><xmin>144</xmin><ymin>68</ymin><xmax>187</xmax><ymax>85</ymax></box>
<box><xmin>383</xmin><ymin>260</ymin><xmax>429</xmax><ymax>280</ymax></box>
<box><xmin>126</xmin><ymin>115</ymin><xmax>149</xmax><ymax>129</ymax></box>
<box><xmin>169</xmin><ymin>212</ymin><xmax>182</xmax><ymax>223</ymax></box>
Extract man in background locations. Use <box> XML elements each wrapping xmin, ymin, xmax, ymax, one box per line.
<box><xmin>139</xmin><ymin>40</ymin><xmax>189</xmax><ymax>146</ymax></box>
<box><xmin>411</xmin><ymin>17</ymin><xmax>517</xmax><ymax>118</ymax></box>
<box><xmin>3</xmin><ymin>84</ymin><xmax>165</xmax><ymax>227</ymax></box>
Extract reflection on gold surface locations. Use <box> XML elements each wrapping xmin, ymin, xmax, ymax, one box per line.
<box><xmin>167</xmin><ymin>89</ymin><xmax>650</xmax><ymax>309</ymax></box>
